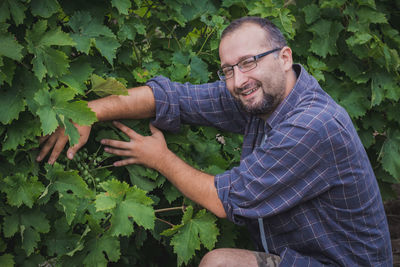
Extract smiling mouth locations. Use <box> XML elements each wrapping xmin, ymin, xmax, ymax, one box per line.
<box><xmin>241</xmin><ymin>86</ymin><xmax>259</xmax><ymax>96</ymax></box>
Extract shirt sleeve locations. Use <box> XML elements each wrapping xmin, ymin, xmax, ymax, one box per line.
<box><xmin>215</xmin><ymin>121</ymin><xmax>333</xmax><ymax>225</ymax></box>
<box><xmin>146</xmin><ymin>76</ymin><xmax>248</xmax><ymax>134</ymax></box>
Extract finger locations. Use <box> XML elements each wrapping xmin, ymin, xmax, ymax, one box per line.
<box><xmin>101</xmin><ymin>139</ymin><xmax>132</xmax><ymax>149</ymax></box>
<box><xmin>67</xmin><ymin>142</ymin><xmax>84</xmax><ymax>160</ymax></box>
<box><xmin>104</xmin><ymin>147</ymin><xmax>134</xmax><ymax>157</ymax></box>
<box><xmin>48</xmin><ymin>135</ymin><xmax>69</xmax><ymax>164</ymax></box>
<box><xmin>113</xmin><ymin>121</ymin><xmax>142</xmax><ymax>140</ymax></box>
<box><xmin>39</xmin><ymin>135</ymin><xmax>50</xmax><ymax>145</ymax></box>
<box><xmin>36</xmin><ymin>133</ymin><xmax>58</xmax><ymax>162</ymax></box>
<box><xmin>113</xmin><ymin>158</ymin><xmax>138</xmax><ymax>167</ymax></box>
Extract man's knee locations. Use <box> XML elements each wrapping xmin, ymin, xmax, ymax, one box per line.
<box><xmin>199</xmin><ymin>249</ymin><xmax>228</xmax><ymax>267</ymax></box>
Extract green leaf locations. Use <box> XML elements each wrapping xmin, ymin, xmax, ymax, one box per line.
<box><xmin>0</xmin><ymin>58</ymin><xmax>17</xmax><ymax>86</ymax></box>
<box><xmin>1</xmin><ymin>174</ymin><xmax>44</xmax><ymax>208</ymax></box>
<box><xmin>31</xmin><ymin>0</ymin><xmax>60</xmax><ymax>18</ymax></box>
<box><xmin>308</xmin><ymin>19</ymin><xmax>344</xmax><ymax>57</ymax></box>
<box><xmin>0</xmin><ymin>254</ymin><xmax>14</xmax><ymax>267</ymax></box>
<box><xmin>302</xmin><ymin>4</ymin><xmax>320</xmax><ymax>25</ymax></box>
<box><xmin>83</xmin><ymin>234</ymin><xmax>121</xmax><ymax>266</ymax></box>
<box><xmin>25</xmin><ymin>20</ymin><xmax>75</xmax><ymax>81</ymax></box>
<box><xmin>3</xmin><ymin>113</ymin><xmax>41</xmax><ymax>151</ymax></box>
<box><xmin>162</xmin><ymin>206</ymin><xmax>219</xmax><ymax>266</ymax></box>
<box><xmin>44</xmin><ymin>165</ymin><xmax>94</xmax><ymax>223</ymax></box>
<box><xmin>45</xmin><ymin>218</ymin><xmax>80</xmax><ymax>256</ymax></box>
<box><xmin>60</xmin><ymin>58</ymin><xmax>94</xmax><ymax>94</ymax></box>
<box><xmin>68</xmin><ymin>11</ymin><xmax>120</xmax><ymax>63</ymax></box>
<box><xmin>190</xmin><ymin>55</ymin><xmax>209</xmax><ymax>83</ymax></box>
<box><xmin>96</xmin><ymin>179</ymin><xmax>155</xmax><ymax>236</ymax></box>
<box><xmin>34</xmin><ymin>87</ymin><xmax>97</xmax><ymax>137</ymax></box>
<box><xmin>380</xmin><ymin>129</ymin><xmax>400</xmax><ymax>180</ymax></box>
<box><xmin>371</xmin><ymin>69</ymin><xmax>400</xmax><ymax>106</ymax></box>
<box><xmin>346</xmin><ymin>32</ymin><xmax>372</xmax><ymax>46</ymax></box>
<box><xmin>0</xmin><ymin>32</ymin><xmax>24</xmax><ymax>61</ymax></box>
<box><xmin>3</xmin><ymin>208</ymin><xmax>50</xmax><ymax>256</ymax></box>
<box><xmin>90</xmin><ymin>74</ymin><xmax>128</xmax><ymax>97</ymax></box>
<box><xmin>0</xmin><ymin>87</ymin><xmax>25</xmax><ymax>124</ymax></box>
<box><xmin>111</xmin><ymin>0</ymin><xmax>131</xmax><ymax>15</ymax></box>
<box><xmin>0</xmin><ymin>0</ymin><xmax>26</xmax><ymax>25</ymax></box>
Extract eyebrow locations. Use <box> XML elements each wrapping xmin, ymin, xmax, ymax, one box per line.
<box><xmin>220</xmin><ymin>54</ymin><xmax>254</xmax><ymax>68</ymax></box>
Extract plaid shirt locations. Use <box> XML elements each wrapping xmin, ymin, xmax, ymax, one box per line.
<box><xmin>147</xmin><ymin>64</ymin><xmax>392</xmax><ymax>266</ymax></box>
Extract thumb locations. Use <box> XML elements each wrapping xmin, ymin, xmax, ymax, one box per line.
<box><xmin>149</xmin><ymin>123</ymin><xmax>161</xmax><ymax>136</ymax></box>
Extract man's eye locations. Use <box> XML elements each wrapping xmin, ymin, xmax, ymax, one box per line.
<box><xmin>223</xmin><ymin>68</ymin><xmax>233</xmax><ymax>76</ymax></box>
<box><xmin>240</xmin><ymin>59</ymin><xmax>255</xmax><ymax>68</ymax></box>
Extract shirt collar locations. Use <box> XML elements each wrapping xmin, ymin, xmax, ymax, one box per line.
<box><xmin>266</xmin><ymin>64</ymin><xmax>305</xmax><ymax>128</ymax></box>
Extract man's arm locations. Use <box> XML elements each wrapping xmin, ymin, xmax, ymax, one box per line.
<box><xmin>101</xmin><ymin>121</ymin><xmax>227</xmax><ymax>218</ymax></box>
<box><xmin>37</xmin><ymin>85</ymin><xmax>156</xmax><ymax>164</ymax></box>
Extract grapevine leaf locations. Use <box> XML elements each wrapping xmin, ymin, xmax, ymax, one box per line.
<box><xmin>0</xmin><ymin>87</ymin><xmax>25</xmax><ymax>124</ymax></box>
<box><xmin>0</xmin><ymin>58</ymin><xmax>16</xmax><ymax>86</ymax></box>
<box><xmin>308</xmin><ymin>19</ymin><xmax>344</xmax><ymax>57</ymax></box>
<box><xmin>346</xmin><ymin>32</ymin><xmax>372</xmax><ymax>46</ymax></box>
<box><xmin>380</xmin><ymin>129</ymin><xmax>400</xmax><ymax>180</ymax></box>
<box><xmin>68</xmin><ymin>11</ymin><xmax>120</xmax><ymax>64</ymax></box>
<box><xmin>83</xmin><ymin>234</ymin><xmax>121</xmax><ymax>266</ymax></box>
<box><xmin>94</xmin><ymin>36</ymin><xmax>121</xmax><ymax>65</ymax></box>
<box><xmin>190</xmin><ymin>55</ymin><xmax>210</xmax><ymax>83</ymax></box>
<box><xmin>90</xmin><ymin>74</ymin><xmax>128</xmax><ymax>97</ymax></box>
<box><xmin>45</xmin><ymin>218</ymin><xmax>80</xmax><ymax>256</ymax></box>
<box><xmin>96</xmin><ymin>179</ymin><xmax>155</xmax><ymax>236</ymax></box>
<box><xmin>1</xmin><ymin>174</ymin><xmax>44</xmax><ymax>208</ymax></box>
<box><xmin>60</xmin><ymin>59</ymin><xmax>94</xmax><ymax>94</ymax></box>
<box><xmin>3</xmin><ymin>208</ymin><xmax>50</xmax><ymax>256</ymax></box>
<box><xmin>0</xmin><ymin>254</ymin><xmax>14</xmax><ymax>266</ymax></box>
<box><xmin>0</xmin><ymin>0</ymin><xmax>26</xmax><ymax>25</ymax></box>
<box><xmin>0</xmin><ymin>32</ymin><xmax>24</xmax><ymax>61</ymax></box>
<box><xmin>371</xmin><ymin>70</ymin><xmax>400</xmax><ymax>106</ymax></box>
<box><xmin>25</xmin><ymin>20</ymin><xmax>75</xmax><ymax>81</ymax></box>
<box><xmin>302</xmin><ymin>4</ymin><xmax>320</xmax><ymax>25</ymax></box>
<box><xmin>44</xmin><ymin>165</ymin><xmax>94</xmax><ymax>223</ymax></box>
<box><xmin>31</xmin><ymin>0</ymin><xmax>60</xmax><ymax>18</ymax></box>
<box><xmin>55</xmin><ymin>100</ymin><xmax>97</xmax><ymax>126</ymax></box>
<box><xmin>111</xmin><ymin>0</ymin><xmax>131</xmax><ymax>15</ymax></box>
<box><xmin>3</xmin><ymin>113</ymin><xmax>42</xmax><ymax>151</ymax></box>
<box><xmin>162</xmin><ymin>206</ymin><xmax>219</xmax><ymax>266</ymax></box>
<box><xmin>34</xmin><ymin>87</ymin><xmax>97</xmax><ymax>139</ymax></box>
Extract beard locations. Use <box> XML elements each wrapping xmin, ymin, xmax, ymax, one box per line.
<box><xmin>235</xmin><ymin>81</ymin><xmax>285</xmax><ymax>116</ymax></box>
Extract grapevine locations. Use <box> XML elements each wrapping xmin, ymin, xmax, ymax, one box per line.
<box><xmin>0</xmin><ymin>0</ymin><xmax>399</xmax><ymax>266</ymax></box>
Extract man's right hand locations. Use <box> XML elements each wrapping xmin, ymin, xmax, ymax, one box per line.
<box><xmin>36</xmin><ymin>123</ymin><xmax>92</xmax><ymax>164</ymax></box>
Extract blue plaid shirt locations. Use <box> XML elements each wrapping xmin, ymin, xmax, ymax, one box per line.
<box><xmin>147</xmin><ymin>64</ymin><xmax>392</xmax><ymax>266</ymax></box>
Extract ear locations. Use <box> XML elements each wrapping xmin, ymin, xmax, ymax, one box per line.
<box><xmin>279</xmin><ymin>46</ymin><xmax>293</xmax><ymax>72</ymax></box>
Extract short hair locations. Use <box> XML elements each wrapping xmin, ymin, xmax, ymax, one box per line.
<box><xmin>221</xmin><ymin>16</ymin><xmax>287</xmax><ymax>49</ymax></box>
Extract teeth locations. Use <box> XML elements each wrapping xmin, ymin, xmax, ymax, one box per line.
<box><xmin>242</xmin><ymin>87</ymin><xmax>258</xmax><ymax>96</ymax></box>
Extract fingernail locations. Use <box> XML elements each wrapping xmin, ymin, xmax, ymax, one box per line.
<box><xmin>36</xmin><ymin>156</ymin><xmax>41</xmax><ymax>161</ymax></box>
<box><xmin>100</xmin><ymin>140</ymin><xmax>105</xmax><ymax>144</ymax></box>
<box><xmin>68</xmin><ymin>153</ymin><xmax>73</xmax><ymax>159</ymax></box>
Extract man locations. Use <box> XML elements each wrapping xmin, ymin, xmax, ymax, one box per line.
<box><xmin>37</xmin><ymin>17</ymin><xmax>392</xmax><ymax>266</ymax></box>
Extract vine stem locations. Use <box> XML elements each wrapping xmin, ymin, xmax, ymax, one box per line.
<box><xmin>197</xmin><ymin>27</ymin><xmax>215</xmax><ymax>56</ymax></box>
<box><xmin>155</xmin><ymin>206</ymin><xmax>185</xmax><ymax>213</ymax></box>
<box><xmin>156</xmin><ymin>217</ymin><xmax>175</xmax><ymax>227</ymax></box>
<box><xmin>93</xmin><ymin>164</ymin><xmax>115</xmax><ymax>170</ymax></box>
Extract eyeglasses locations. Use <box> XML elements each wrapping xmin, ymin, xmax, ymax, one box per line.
<box><xmin>217</xmin><ymin>48</ymin><xmax>282</xmax><ymax>81</ymax></box>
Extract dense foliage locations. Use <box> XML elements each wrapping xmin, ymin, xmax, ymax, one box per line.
<box><xmin>0</xmin><ymin>0</ymin><xmax>399</xmax><ymax>266</ymax></box>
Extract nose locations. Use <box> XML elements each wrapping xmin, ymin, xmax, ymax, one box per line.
<box><xmin>232</xmin><ymin>66</ymin><xmax>249</xmax><ymax>89</ymax></box>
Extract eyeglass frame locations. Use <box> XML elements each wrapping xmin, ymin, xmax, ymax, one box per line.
<box><xmin>217</xmin><ymin>47</ymin><xmax>282</xmax><ymax>81</ymax></box>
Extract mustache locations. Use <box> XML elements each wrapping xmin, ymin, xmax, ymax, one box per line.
<box><xmin>235</xmin><ymin>82</ymin><xmax>262</xmax><ymax>94</ymax></box>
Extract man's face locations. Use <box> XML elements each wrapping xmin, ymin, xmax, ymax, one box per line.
<box><xmin>219</xmin><ymin>23</ymin><xmax>288</xmax><ymax>116</ymax></box>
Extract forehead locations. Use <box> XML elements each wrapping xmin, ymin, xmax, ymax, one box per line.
<box><xmin>219</xmin><ymin>23</ymin><xmax>270</xmax><ymax>65</ymax></box>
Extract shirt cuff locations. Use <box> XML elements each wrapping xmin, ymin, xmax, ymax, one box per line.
<box><xmin>215</xmin><ymin>171</ymin><xmax>242</xmax><ymax>224</ymax></box>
